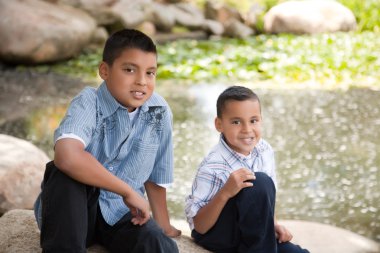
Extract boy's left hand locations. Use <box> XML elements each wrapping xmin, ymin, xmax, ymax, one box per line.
<box><xmin>275</xmin><ymin>223</ymin><xmax>293</xmax><ymax>243</ymax></box>
<box><xmin>164</xmin><ymin>224</ymin><xmax>181</xmax><ymax>238</ymax></box>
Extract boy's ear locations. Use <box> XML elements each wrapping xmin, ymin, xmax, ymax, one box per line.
<box><xmin>99</xmin><ymin>62</ymin><xmax>108</xmax><ymax>80</ymax></box>
<box><xmin>215</xmin><ymin>117</ymin><xmax>223</xmax><ymax>133</ymax></box>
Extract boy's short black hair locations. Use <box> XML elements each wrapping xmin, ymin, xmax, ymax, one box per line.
<box><xmin>217</xmin><ymin>86</ymin><xmax>261</xmax><ymax>118</ymax></box>
<box><xmin>102</xmin><ymin>29</ymin><xmax>157</xmax><ymax>65</ymax></box>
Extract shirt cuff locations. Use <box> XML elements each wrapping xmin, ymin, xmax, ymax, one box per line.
<box><xmin>56</xmin><ymin>133</ymin><xmax>86</xmax><ymax>147</ymax></box>
<box><xmin>156</xmin><ymin>183</ymin><xmax>172</xmax><ymax>189</ymax></box>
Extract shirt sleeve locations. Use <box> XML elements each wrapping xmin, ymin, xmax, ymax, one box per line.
<box><xmin>54</xmin><ymin>88</ymin><xmax>97</xmax><ymax>147</ymax></box>
<box><xmin>262</xmin><ymin>143</ymin><xmax>277</xmax><ymax>188</ymax></box>
<box><xmin>148</xmin><ymin>106</ymin><xmax>174</xmax><ymax>185</ymax></box>
<box><xmin>185</xmin><ymin>163</ymin><xmax>225</xmax><ymax>220</ymax></box>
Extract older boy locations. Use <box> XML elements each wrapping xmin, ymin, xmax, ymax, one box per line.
<box><xmin>34</xmin><ymin>29</ymin><xmax>180</xmax><ymax>253</ymax></box>
<box><xmin>185</xmin><ymin>86</ymin><xmax>309</xmax><ymax>253</ymax></box>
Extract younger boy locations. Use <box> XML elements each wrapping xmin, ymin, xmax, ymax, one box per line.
<box><xmin>185</xmin><ymin>86</ymin><xmax>309</xmax><ymax>253</ymax></box>
<box><xmin>34</xmin><ymin>29</ymin><xmax>180</xmax><ymax>253</ymax></box>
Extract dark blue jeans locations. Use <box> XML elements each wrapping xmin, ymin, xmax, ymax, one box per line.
<box><xmin>40</xmin><ymin>161</ymin><xmax>178</xmax><ymax>253</ymax></box>
<box><xmin>192</xmin><ymin>172</ymin><xmax>309</xmax><ymax>253</ymax></box>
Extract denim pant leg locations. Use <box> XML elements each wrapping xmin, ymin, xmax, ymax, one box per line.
<box><xmin>192</xmin><ymin>172</ymin><xmax>277</xmax><ymax>253</ymax></box>
<box><xmin>40</xmin><ymin>161</ymin><xmax>99</xmax><ymax>253</ymax></box>
<box><xmin>192</xmin><ymin>198</ymin><xmax>240</xmax><ymax>253</ymax></box>
<box><xmin>96</xmin><ymin>208</ymin><xmax>179</xmax><ymax>253</ymax></box>
<box><xmin>277</xmin><ymin>241</ymin><xmax>310</xmax><ymax>253</ymax></box>
<box><xmin>236</xmin><ymin>172</ymin><xmax>277</xmax><ymax>253</ymax></box>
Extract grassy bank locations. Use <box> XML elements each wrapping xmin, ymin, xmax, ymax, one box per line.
<box><xmin>27</xmin><ymin>31</ymin><xmax>380</xmax><ymax>89</ymax></box>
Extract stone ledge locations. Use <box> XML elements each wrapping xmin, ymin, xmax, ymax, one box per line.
<box><xmin>1</xmin><ymin>209</ymin><xmax>379</xmax><ymax>253</ymax></box>
<box><xmin>0</xmin><ymin>209</ymin><xmax>210</xmax><ymax>253</ymax></box>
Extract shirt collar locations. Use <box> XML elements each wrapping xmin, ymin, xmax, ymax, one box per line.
<box><xmin>219</xmin><ymin>134</ymin><xmax>259</xmax><ymax>162</ymax></box>
<box><xmin>97</xmin><ymin>82</ymin><xmax>164</xmax><ymax>117</ymax></box>
<box><xmin>97</xmin><ymin>82</ymin><xmax>124</xmax><ymax>118</ymax></box>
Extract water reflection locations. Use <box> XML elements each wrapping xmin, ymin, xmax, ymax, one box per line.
<box><xmin>1</xmin><ymin>81</ymin><xmax>379</xmax><ymax>242</ymax></box>
<box><xmin>164</xmin><ymin>84</ymin><xmax>380</xmax><ymax>243</ymax></box>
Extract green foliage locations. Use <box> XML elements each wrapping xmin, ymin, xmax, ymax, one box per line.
<box><xmin>27</xmin><ymin>31</ymin><xmax>380</xmax><ymax>89</ymax></box>
<box><xmin>338</xmin><ymin>0</ymin><xmax>380</xmax><ymax>32</ymax></box>
<box><xmin>157</xmin><ymin>32</ymin><xmax>380</xmax><ymax>87</ymax></box>
<box><xmin>25</xmin><ymin>48</ymin><xmax>102</xmax><ymax>81</ymax></box>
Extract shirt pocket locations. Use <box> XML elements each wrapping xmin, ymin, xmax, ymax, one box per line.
<box><xmin>120</xmin><ymin>139</ymin><xmax>159</xmax><ymax>186</ymax></box>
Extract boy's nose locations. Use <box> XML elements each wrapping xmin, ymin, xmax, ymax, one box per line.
<box><xmin>136</xmin><ymin>80</ymin><xmax>147</xmax><ymax>86</ymax></box>
<box><xmin>136</xmin><ymin>75</ymin><xmax>147</xmax><ymax>86</ymax></box>
<box><xmin>241</xmin><ymin>123</ymin><xmax>251</xmax><ymax>132</ymax></box>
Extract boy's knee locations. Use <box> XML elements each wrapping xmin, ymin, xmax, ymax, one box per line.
<box><xmin>237</xmin><ymin>172</ymin><xmax>275</xmax><ymax>201</ymax></box>
<box><xmin>138</xmin><ymin>225</ymin><xmax>178</xmax><ymax>252</ymax></box>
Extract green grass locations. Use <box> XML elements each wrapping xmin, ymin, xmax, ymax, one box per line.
<box><xmin>157</xmin><ymin>32</ymin><xmax>380</xmax><ymax>88</ymax></box>
<box><xmin>26</xmin><ymin>31</ymin><xmax>380</xmax><ymax>89</ymax></box>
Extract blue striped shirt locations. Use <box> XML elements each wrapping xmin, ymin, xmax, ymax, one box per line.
<box><xmin>185</xmin><ymin>136</ymin><xmax>276</xmax><ymax>230</ymax></box>
<box><xmin>35</xmin><ymin>82</ymin><xmax>174</xmax><ymax>226</ymax></box>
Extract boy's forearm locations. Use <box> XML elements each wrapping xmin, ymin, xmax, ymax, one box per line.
<box><xmin>193</xmin><ymin>189</ymin><xmax>230</xmax><ymax>234</ymax></box>
<box><xmin>54</xmin><ymin>138</ymin><xmax>134</xmax><ymax>198</ymax></box>
<box><xmin>144</xmin><ymin>181</ymin><xmax>171</xmax><ymax>229</ymax></box>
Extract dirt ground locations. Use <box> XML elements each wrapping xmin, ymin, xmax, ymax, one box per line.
<box><xmin>0</xmin><ymin>63</ymin><xmax>89</xmax><ymax>123</ymax></box>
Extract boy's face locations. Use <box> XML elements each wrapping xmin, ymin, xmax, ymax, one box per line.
<box><xmin>99</xmin><ymin>48</ymin><xmax>157</xmax><ymax>112</ymax></box>
<box><xmin>215</xmin><ymin>99</ymin><xmax>262</xmax><ymax>155</ymax></box>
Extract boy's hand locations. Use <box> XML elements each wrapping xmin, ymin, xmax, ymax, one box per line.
<box><xmin>122</xmin><ymin>192</ymin><xmax>150</xmax><ymax>226</ymax></box>
<box><xmin>164</xmin><ymin>224</ymin><xmax>182</xmax><ymax>238</ymax></box>
<box><xmin>275</xmin><ymin>223</ymin><xmax>293</xmax><ymax>243</ymax></box>
<box><xmin>221</xmin><ymin>168</ymin><xmax>255</xmax><ymax>199</ymax></box>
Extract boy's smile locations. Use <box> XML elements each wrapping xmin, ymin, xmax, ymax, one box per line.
<box><xmin>215</xmin><ymin>99</ymin><xmax>262</xmax><ymax>155</ymax></box>
<box><xmin>99</xmin><ymin>48</ymin><xmax>157</xmax><ymax>112</ymax></box>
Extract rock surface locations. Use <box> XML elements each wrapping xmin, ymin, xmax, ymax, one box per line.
<box><xmin>0</xmin><ymin>209</ymin><xmax>210</xmax><ymax>253</ymax></box>
<box><xmin>1</xmin><ymin>209</ymin><xmax>379</xmax><ymax>253</ymax></box>
<box><xmin>0</xmin><ymin>0</ymin><xmax>97</xmax><ymax>64</ymax></box>
<box><xmin>264</xmin><ymin>0</ymin><xmax>357</xmax><ymax>34</ymax></box>
<box><xmin>0</xmin><ymin>135</ymin><xmax>49</xmax><ymax>214</ymax></box>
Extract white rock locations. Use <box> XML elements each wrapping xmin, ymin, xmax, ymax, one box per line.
<box><xmin>0</xmin><ymin>135</ymin><xmax>49</xmax><ymax>214</ymax></box>
<box><xmin>264</xmin><ymin>0</ymin><xmax>357</xmax><ymax>34</ymax></box>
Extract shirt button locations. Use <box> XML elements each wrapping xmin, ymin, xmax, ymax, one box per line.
<box><xmin>109</xmin><ymin>166</ymin><xmax>114</xmax><ymax>171</ymax></box>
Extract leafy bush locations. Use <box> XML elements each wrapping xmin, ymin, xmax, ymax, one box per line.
<box><xmin>157</xmin><ymin>32</ymin><xmax>380</xmax><ymax>87</ymax></box>
<box><xmin>338</xmin><ymin>0</ymin><xmax>380</xmax><ymax>32</ymax></box>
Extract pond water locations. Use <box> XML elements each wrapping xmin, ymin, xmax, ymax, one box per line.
<box><xmin>0</xmin><ymin>70</ymin><xmax>379</xmax><ymax>242</ymax></box>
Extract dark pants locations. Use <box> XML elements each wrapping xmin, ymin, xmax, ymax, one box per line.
<box><xmin>192</xmin><ymin>172</ymin><xmax>309</xmax><ymax>253</ymax></box>
<box><xmin>40</xmin><ymin>161</ymin><xmax>178</xmax><ymax>253</ymax></box>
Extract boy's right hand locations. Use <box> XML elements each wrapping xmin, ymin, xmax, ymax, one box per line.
<box><xmin>221</xmin><ymin>168</ymin><xmax>255</xmax><ymax>199</ymax></box>
<box><xmin>122</xmin><ymin>192</ymin><xmax>151</xmax><ymax>226</ymax></box>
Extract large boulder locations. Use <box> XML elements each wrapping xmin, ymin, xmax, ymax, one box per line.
<box><xmin>169</xmin><ymin>3</ymin><xmax>205</xmax><ymax>30</ymax></box>
<box><xmin>264</xmin><ymin>0</ymin><xmax>357</xmax><ymax>34</ymax></box>
<box><xmin>0</xmin><ymin>209</ymin><xmax>211</xmax><ymax>253</ymax></box>
<box><xmin>0</xmin><ymin>135</ymin><xmax>49</xmax><ymax>214</ymax></box>
<box><xmin>0</xmin><ymin>0</ymin><xmax>97</xmax><ymax>64</ymax></box>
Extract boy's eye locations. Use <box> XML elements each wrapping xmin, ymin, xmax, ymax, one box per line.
<box><xmin>251</xmin><ymin>119</ymin><xmax>258</xmax><ymax>124</ymax></box>
<box><xmin>147</xmin><ymin>71</ymin><xmax>156</xmax><ymax>77</ymax></box>
<box><xmin>231</xmin><ymin>120</ymin><xmax>240</xmax><ymax>125</ymax></box>
<box><xmin>124</xmin><ymin>68</ymin><xmax>135</xmax><ymax>73</ymax></box>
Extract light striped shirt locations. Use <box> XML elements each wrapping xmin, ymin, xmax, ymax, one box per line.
<box><xmin>35</xmin><ymin>82</ymin><xmax>174</xmax><ymax>226</ymax></box>
<box><xmin>185</xmin><ymin>136</ymin><xmax>276</xmax><ymax>230</ymax></box>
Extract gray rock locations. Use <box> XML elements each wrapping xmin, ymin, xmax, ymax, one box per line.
<box><xmin>264</xmin><ymin>0</ymin><xmax>357</xmax><ymax>34</ymax></box>
<box><xmin>145</xmin><ymin>2</ymin><xmax>176</xmax><ymax>32</ymax></box>
<box><xmin>111</xmin><ymin>0</ymin><xmax>148</xmax><ymax>28</ymax></box>
<box><xmin>224</xmin><ymin>18</ymin><xmax>254</xmax><ymax>38</ymax></box>
<box><xmin>203</xmin><ymin>19</ymin><xmax>224</xmax><ymax>36</ymax></box>
<box><xmin>0</xmin><ymin>135</ymin><xmax>49</xmax><ymax>214</ymax></box>
<box><xmin>170</xmin><ymin>3</ymin><xmax>205</xmax><ymax>30</ymax></box>
<box><xmin>0</xmin><ymin>0</ymin><xmax>97</xmax><ymax>64</ymax></box>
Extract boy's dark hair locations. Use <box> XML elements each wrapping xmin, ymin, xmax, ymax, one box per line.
<box><xmin>217</xmin><ymin>86</ymin><xmax>261</xmax><ymax>118</ymax></box>
<box><xmin>102</xmin><ymin>29</ymin><xmax>157</xmax><ymax>65</ymax></box>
